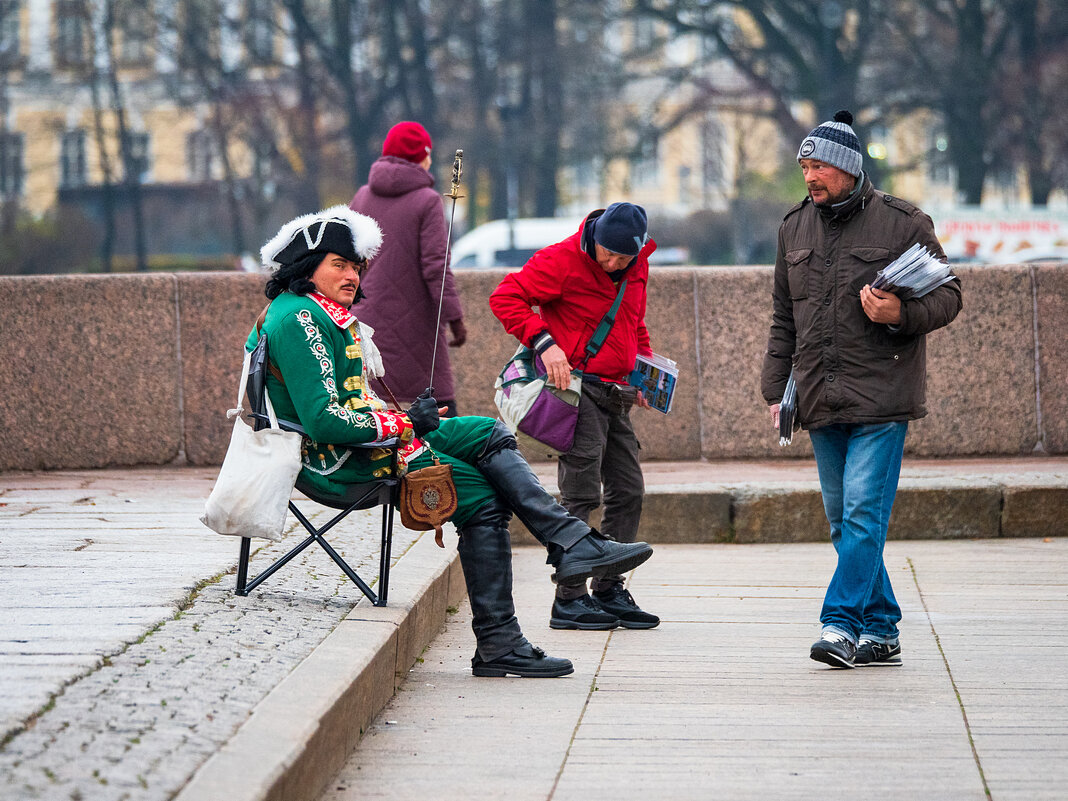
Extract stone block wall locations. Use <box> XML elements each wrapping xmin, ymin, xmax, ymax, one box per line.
<box><xmin>0</xmin><ymin>263</ymin><xmax>1063</xmax><ymax>471</ymax></box>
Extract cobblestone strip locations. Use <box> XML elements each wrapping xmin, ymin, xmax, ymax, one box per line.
<box><xmin>0</xmin><ymin>469</ymin><xmax>423</xmax><ymax>801</ymax></box>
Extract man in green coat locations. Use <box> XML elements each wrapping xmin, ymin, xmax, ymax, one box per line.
<box><xmin>249</xmin><ymin>206</ymin><xmax>653</xmax><ymax>678</ymax></box>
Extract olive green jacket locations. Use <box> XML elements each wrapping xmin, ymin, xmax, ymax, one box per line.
<box><xmin>245</xmin><ymin>291</ymin><xmax>417</xmax><ymax>496</ymax></box>
<box><xmin>761</xmin><ymin>175</ymin><xmax>963</xmax><ymax>429</ymax></box>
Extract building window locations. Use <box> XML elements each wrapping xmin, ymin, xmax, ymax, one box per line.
<box><xmin>0</xmin><ymin>0</ymin><xmax>21</xmax><ymax>67</ymax></box>
<box><xmin>245</xmin><ymin>0</ymin><xmax>273</xmax><ymax>64</ymax></box>
<box><xmin>123</xmin><ymin>131</ymin><xmax>150</xmax><ymax>182</ymax></box>
<box><xmin>118</xmin><ymin>1</ymin><xmax>154</xmax><ymax>66</ymax></box>
<box><xmin>630</xmin><ymin>138</ymin><xmax>660</xmax><ymax>189</ymax></box>
<box><xmin>186</xmin><ymin>129</ymin><xmax>214</xmax><ymax>181</ymax></box>
<box><xmin>60</xmin><ymin>129</ymin><xmax>88</xmax><ymax>188</ymax></box>
<box><xmin>55</xmin><ymin>0</ymin><xmax>91</xmax><ymax>68</ymax></box>
<box><xmin>179</xmin><ymin>0</ymin><xmax>221</xmax><ymax>68</ymax></box>
<box><xmin>0</xmin><ymin>132</ymin><xmax>25</xmax><ymax>197</ymax></box>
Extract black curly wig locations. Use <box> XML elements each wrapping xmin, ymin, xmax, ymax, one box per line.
<box><xmin>265</xmin><ymin>252</ymin><xmax>321</xmax><ymax>300</ymax></box>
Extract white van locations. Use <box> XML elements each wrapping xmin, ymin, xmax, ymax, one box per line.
<box><xmin>449</xmin><ymin>217</ymin><xmax>579</xmax><ymax>269</ymax></box>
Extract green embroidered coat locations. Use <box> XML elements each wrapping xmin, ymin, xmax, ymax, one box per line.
<box><xmin>246</xmin><ymin>290</ymin><xmax>498</xmax><ymax>523</ymax></box>
<box><xmin>245</xmin><ymin>291</ymin><xmax>418</xmax><ymax>497</ymax></box>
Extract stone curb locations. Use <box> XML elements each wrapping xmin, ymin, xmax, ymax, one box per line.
<box><xmin>510</xmin><ymin>479</ymin><xmax>1068</xmax><ymax>544</ymax></box>
<box><xmin>176</xmin><ymin>465</ymin><xmax>1066</xmax><ymax>801</ymax></box>
<box><xmin>175</xmin><ymin>533</ymin><xmax>463</xmax><ymax>801</ymax></box>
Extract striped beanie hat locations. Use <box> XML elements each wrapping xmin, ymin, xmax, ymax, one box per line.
<box><xmin>797</xmin><ymin>109</ymin><xmax>862</xmax><ymax>177</ymax></box>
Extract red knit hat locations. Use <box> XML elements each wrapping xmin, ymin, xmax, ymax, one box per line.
<box><xmin>382</xmin><ymin>121</ymin><xmax>433</xmax><ymax>163</ymax></box>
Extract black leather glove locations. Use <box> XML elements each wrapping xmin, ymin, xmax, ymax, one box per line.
<box><xmin>407</xmin><ymin>391</ymin><xmax>441</xmax><ymax>438</ymax></box>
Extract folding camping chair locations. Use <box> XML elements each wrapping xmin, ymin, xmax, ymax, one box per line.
<box><xmin>235</xmin><ymin>332</ymin><xmax>401</xmax><ymax>606</ymax></box>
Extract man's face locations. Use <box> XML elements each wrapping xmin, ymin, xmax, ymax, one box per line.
<box><xmin>311</xmin><ymin>252</ymin><xmax>364</xmax><ymax>306</ymax></box>
<box><xmin>799</xmin><ymin>158</ymin><xmax>856</xmax><ymax>206</ymax></box>
<box><xmin>595</xmin><ymin>243</ymin><xmax>634</xmax><ymax>274</ymax></box>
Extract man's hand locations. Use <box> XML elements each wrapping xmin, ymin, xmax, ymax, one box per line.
<box><xmin>860</xmin><ymin>285</ymin><xmax>902</xmax><ymax>325</ymax></box>
<box><xmin>447</xmin><ymin>319</ymin><xmax>467</xmax><ymax>347</ymax></box>
<box><xmin>769</xmin><ymin>403</ymin><xmax>780</xmax><ymax>429</ymax></box>
<box><xmin>634</xmin><ymin>390</ymin><xmax>650</xmax><ymax>410</ymax></box>
<box><xmin>540</xmin><ymin>344</ymin><xmax>573</xmax><ymax>390</ymax></box>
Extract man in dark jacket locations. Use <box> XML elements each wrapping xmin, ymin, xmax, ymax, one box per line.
<box><xmin>349</xmin><ymin>121</ymin><xmax>467</xmax><ymax>416</ymax></box>
<box><xmin>761</xmin><ymin>110</ymin><xmax>962</xmax><ymax>669</ymax></box>
<box><xmin>491</xmin><ymin>203</ymin><xmax>660</xmax><ymax>632</ymax></box>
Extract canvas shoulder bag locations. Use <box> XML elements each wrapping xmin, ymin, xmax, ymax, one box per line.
<box><xmin>494</xmin><ymin>280</ymin><xmax>628</xmax><ymax>454</ymax></box>
<box><xmin>200</xmin><ymin>348</ymin><xmax>302</xmax><ymax>542</ymax></box>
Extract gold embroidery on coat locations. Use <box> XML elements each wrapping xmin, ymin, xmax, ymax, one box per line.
<box><xmin>343</xmin><ymin>375</ymin><xmax>364</xmax><ymax>391</ymax></box>
<box><xmin>346</xmin><ymin>325</ymin><xmax>363</xmax><ymax>360</ymax></box>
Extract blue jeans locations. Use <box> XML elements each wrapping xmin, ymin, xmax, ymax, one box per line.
<box><xmin>809</xmin><ymin>422</ymin><xmax>907</xmax><ymax>644</ymax></box>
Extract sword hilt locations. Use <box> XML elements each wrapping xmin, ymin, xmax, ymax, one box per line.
<box><xmin>445</xmin><ymin>149</ymin><xmax>464</xmax><ymax>199</ymax></box>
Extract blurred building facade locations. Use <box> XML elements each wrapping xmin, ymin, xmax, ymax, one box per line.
<box><xmin>0</xmin><ymin>2</ymin><xmax>1064</xmax><ymax>267</ymax></box>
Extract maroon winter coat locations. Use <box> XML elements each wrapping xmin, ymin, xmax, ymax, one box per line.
<box><xmin>349</xmin><ymin>156</ymin><xmax>464</xmax><ymax>403</ymax></box>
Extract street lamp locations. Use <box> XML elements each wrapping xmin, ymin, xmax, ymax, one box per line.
<box><xmin>496</xmin><ymin>63</ymin><xmax>523</xmax><ymax>252</ymax></box>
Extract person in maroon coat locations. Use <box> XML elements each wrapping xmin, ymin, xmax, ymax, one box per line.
<box><xmin>349</xmin><ymin>121</ymin><xmax>467</xmax><ymax>416</ymax></box>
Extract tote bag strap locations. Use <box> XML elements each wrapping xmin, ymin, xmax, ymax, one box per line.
<box><xmin>229</xmin><ymin>348</ymin><xmax>280</xmax><ymax>429</ymax></box>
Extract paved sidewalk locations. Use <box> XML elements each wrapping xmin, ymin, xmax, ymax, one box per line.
<box><xmin>0</xmin><ymin>467</ymin><xmax>424</xmax><ymax>800</ymax></box>
<box><xmin>1</xmin><ymin>460</ymin><xmax>1065</xmax><ymax>801</ymax></box>
<box><xmin>322</xmin><ymin>539</ymin><xmax>1068</xmax><ymax>801</ymax></box>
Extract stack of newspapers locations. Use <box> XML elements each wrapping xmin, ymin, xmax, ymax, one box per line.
<box><xmin>778</xmin><ymin>369</ymin><xmax>798</xmax><ymax>446</ymax></box>
<box><xmin>870</xmin><ymin>243</ymin><xmax>955</xmax><ymax>300</ymax></box>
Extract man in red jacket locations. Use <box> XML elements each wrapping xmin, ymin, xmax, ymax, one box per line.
<box><xmin>490</xmin><ymin>203</ymin><xmax>660</xmax><ymax>630</ymax></box>
<box><xmin>349</xmin><ymin>121</ymin><xmax>467</xmax><ymax>416</ymax></box>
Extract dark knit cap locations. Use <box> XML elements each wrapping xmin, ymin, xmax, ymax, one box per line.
<box><xmin>593</xmin><ymin>202</ymin><xmax>649</xmax><ymax>256</ymax></box>
<box><xmin>797</xmin><ymin>110</ymin><xmax>863</xmax><ymax>177</ymax></box>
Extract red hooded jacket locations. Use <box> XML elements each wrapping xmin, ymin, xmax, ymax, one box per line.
<box><xmin>489</xmin><ymin>211</ymin><xmax>654</xmax><ymax>383</ymax></box>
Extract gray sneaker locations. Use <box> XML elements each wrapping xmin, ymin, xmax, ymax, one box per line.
<box><xmin>810</xmin><ymin>631</ymin><xmax>856</xmax><ymax>669</ymax></box>
<box><xmin>855</xmin><ymin>639</ymin><xmax>902</xmax><ymax>666</ymax></box>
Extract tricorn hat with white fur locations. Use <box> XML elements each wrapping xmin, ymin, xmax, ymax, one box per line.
<box><xmin>261</xmin><ymin>205</ymin><xmax>383</xmax><ymax>272</ymax></box>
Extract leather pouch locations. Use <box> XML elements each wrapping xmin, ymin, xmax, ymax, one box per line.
<box><xmin>399</xmin><ymin>457</ymin><xmax>458</xmax><ymax>547</ymax></box>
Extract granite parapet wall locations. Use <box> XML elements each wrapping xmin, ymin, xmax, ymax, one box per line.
<box><xmin>0</xmin><ymin>263</ymin><xmax>1063</xmax><ymax>471</ymax></box>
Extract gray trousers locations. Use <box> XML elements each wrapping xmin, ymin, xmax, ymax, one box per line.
<box><xmin>556</xmin><ymin>381</ymin><xmax>644</xmax><ymax>598</ymax></box>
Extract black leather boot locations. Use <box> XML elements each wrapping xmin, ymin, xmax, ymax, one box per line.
<box><xmin>476</xmin><ymin>421</ymin><xmax>588</xmax><ymax>551</ymax></box>
<box><xmin>458</xmin><ymin>499</ymin><xmax>572</xmax><ymax>678</ymax></box>
<box><xmin>456</xmin><ymin>498</ymin><xmax>525</xmax><ymax>661</ymax></box>
<box><xmin>476</xmin><ymin>421</ymin><xmax>654</xmax><ymax>583</ymax></box>
<box><xmin>552</xmin><ymin>529</ymin><xmax>652</xmax><ymax>585</ymax></box>
<box><xmin>471</xmin><ymin>642</ymin><xmax>574</xmax><ymax>678</ymax></box>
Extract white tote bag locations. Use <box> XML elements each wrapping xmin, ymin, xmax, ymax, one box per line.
<box><xmin>200</xmin><ymin>350</ymin><xmax>302</xmax><ymax>542</ymax></box>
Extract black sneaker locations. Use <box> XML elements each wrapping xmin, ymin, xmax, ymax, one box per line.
<box><xmin>593</xmin><ymin>585</ymin><xmax>660</xmax><ymax>629</ymax></box>
<box><xmin>550</xmin><ymin>594</ymin><xmax>620</xmax><ymax>630</ymax></box>
<box><xmin>471</xmin><ymin>642</ymin><xmax>574</xmax><ymax>678</ymax></box>
<box><xmin>855</xmin><ymin>639</ymin><xmax>902</xmax><ymax>666</ymax></box>
<box><xmin>810</xmin><ymin>631</ymin><xmax>856</xmax><ymax>669</ymax></box>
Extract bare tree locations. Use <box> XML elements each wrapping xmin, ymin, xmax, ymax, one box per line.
<box><xmin>871</xmin><ymin>0</ymin><xmax>1017</xmax><ymax>205</ymax></box>
<box><xmin>631</xmin><ymin>1</ymin><xmax>886</xmax><ymax>142</ymax></box>
<box><xmin>998</xmin><ymin>0</ymin><xmax>1068</xmax><ymax>204</ymax></box>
